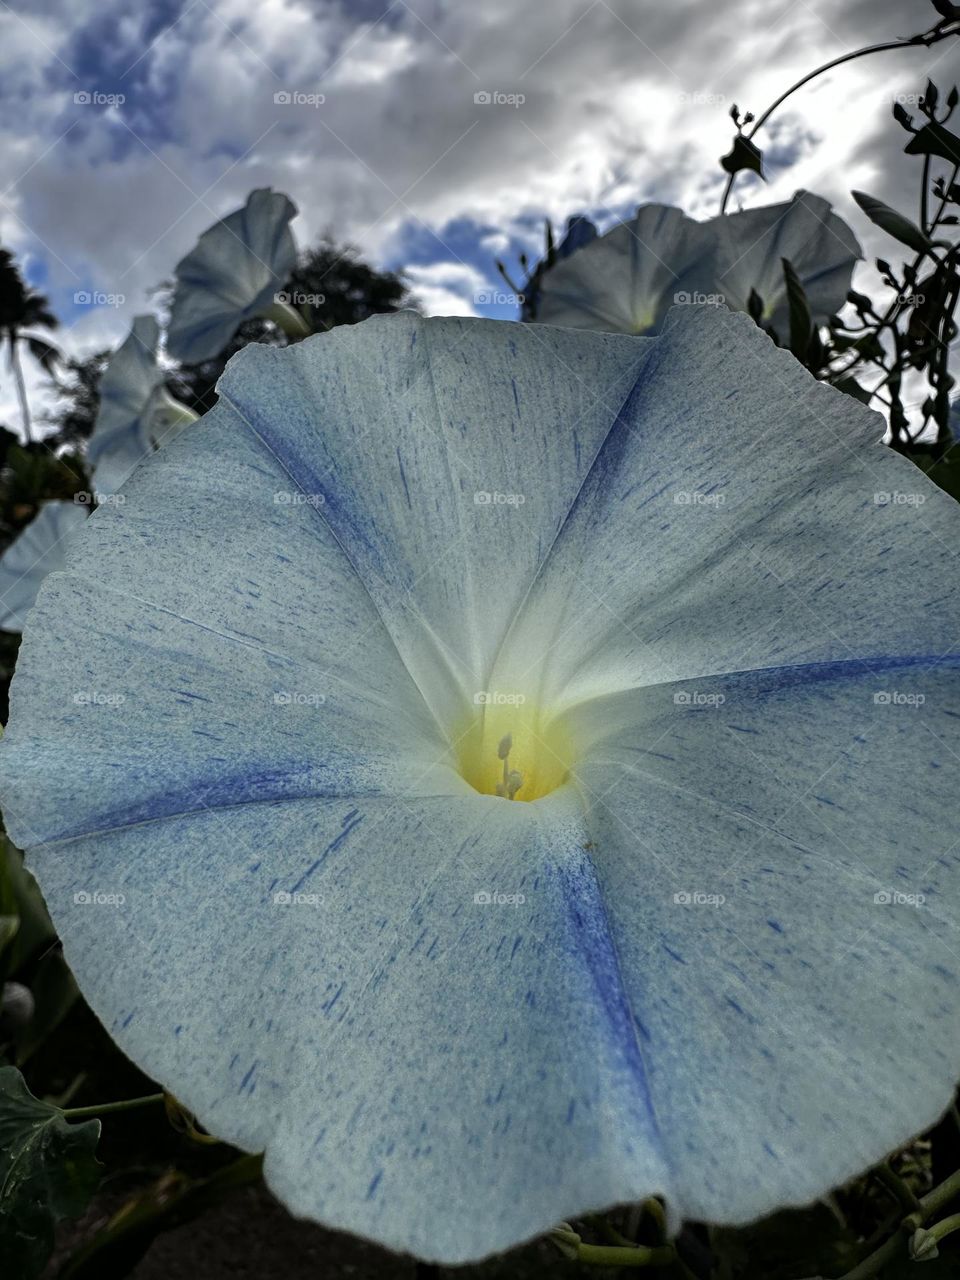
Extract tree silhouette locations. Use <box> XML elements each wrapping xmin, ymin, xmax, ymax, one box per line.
<box><xmin>0</xmin><ymin>248</ymin><xmax>59</xmax><ymax>443</ymax></box>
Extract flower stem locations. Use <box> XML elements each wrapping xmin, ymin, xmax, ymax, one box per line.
<box><xmin>62</xmin><ymin>1091</ymin><xmax>165</xmax><ymax>1120</ymax></box>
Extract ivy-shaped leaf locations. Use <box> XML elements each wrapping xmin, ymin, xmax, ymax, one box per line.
<box><xmin>0</xmin><ymin>1066</ymin><xmax>101</xmax><ymax>1279</ymax></box>
<box><xmin>721</xmin><ymin>134</ymin><xmax>764</xmax><ymax>179</ymax></box>
<box><xmin>905</xmin><ymin>120</ymin><xmax>960</xmax><ymax>166</ymax></box>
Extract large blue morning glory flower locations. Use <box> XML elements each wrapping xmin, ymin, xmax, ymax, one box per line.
<box><xmin>0</xmin><ymin>501</ymin><xmax>88</xmax><ymax>631</ymax></box>
<box><xmin>0</xmin><ymin>308</ymin><xmax>958</xmax><ymax>1263</ymax></box>
<box><xmin>166</xmin><ymin>188</ymin><xmax>307</xmax><ymax>365</ymax></box>
<box><xmin>536</xmin><ymin>191</ymin><xmax>860</xmax><ymax>336</ymax></box>
<box><xmin>87</xmin><ymin>316</ymin><xmax>198</xmax><ymax>497</ymax></box>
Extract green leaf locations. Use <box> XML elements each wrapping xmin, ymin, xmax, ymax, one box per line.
<box><xmin>720</xmin><ymin>134</ymin><xmax>764</xmax><ymax>179</ymax></box>
<box><xmin>780</xmin><ymin>257</ymin><xmax>812</xmax><ymax>361</ymax></box>
<box><xmin>905</xmin><ymin>120</ymin><xmax>960</xmax><ymax>165</ymax></box>
<box><xmin>852</xmin><ymin>190</ymin><xmax>933</xmax><ymax>255</ymax></box>
<box><xmin>0</xmin><ymin>1066</ymin><xmax>101</xmax><ymax>1279</ymax></box>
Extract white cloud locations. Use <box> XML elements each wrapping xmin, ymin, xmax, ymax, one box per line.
<box><xmin>0</xmin><ymin>0</ymin><xmax>955</xmax><ymax>432</ymax></box>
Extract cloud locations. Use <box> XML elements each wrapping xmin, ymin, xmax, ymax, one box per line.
<box><xmin>0</xmin><ymin>0</ymin><xmax>956</xmax><ymax>427</ymax></box>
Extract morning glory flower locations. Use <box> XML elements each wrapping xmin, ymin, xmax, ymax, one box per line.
<box><xmin>536</xmin><ymin>191</ymin><xmax>860</xmax><ymax>335</ymax></box>
<box><xmin>166</xmin><ymin>188</ymin><xmax>309</xmax><ymax>365</ymax></box>
<box><xmin>1</xmin><ymin>308</ymin><xmax>958</xmax><ymax>1264</ymax></box>
<box><xmin>0</xmin><ymin>501</ymin><xmax>87</xmax><ymax>631</ymax></box>
<box><xmin>536</xmin><ymin>203</ymin><xmax>712</xmax><ymax>333</ymax></box>
<box><xmin>712</xmin><ymin>190</ymin><xmax>862</xmax><ymax>332</ymax></box>
<box><xmin>87</xmin><ymin>315</ymin><xmax>198</xmax><ymax>496</ymax></box>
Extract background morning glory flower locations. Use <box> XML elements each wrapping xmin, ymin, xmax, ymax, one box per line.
<box><xmin>536</xmin><ymin>191</ymin><xmax>860</xmax><ymax>336</ymax></box>
<box><xmin>1</xmin><ymin>308</ymin><xmax>958</xmax><ymax>1263</ymax></box>
<box><xmin>536</xmin><ymin>203</ymin><xmax>713</xmax><ymax>333</ymax></box>
<box><xmin>713</xmin><ymin>190</ymin><xmax>862</xmax><ymax>333</ymax></box>
<box><xmin>87</xmin><ymin>315</ymin><xmax>198</xmax><ymax>497</ymax></box>
<box><xmin>0</xmin><ymin>501</ymin><xmax>87</xmax><ymax>631</ymax></box>
<box><xmin>166</xmin><ymin>188</ymin><xmax>308</xmax><ymax>365</ymax></box>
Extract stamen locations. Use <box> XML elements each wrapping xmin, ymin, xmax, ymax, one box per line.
<box><xmin>494</xmin><ymin>734</ymin><xmax>524</xmax><ymax>799</ymax></box>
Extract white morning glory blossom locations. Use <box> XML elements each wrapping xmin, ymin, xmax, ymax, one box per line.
<box><xmin>0</xmin><ymin>501</ymin><xmax>88</xmax><ymax>631</ymax></box>
<box><xmin>166</xmin><ymin>188</ymin><xmax>308</xmax><ymax>365</ymax></box>
<box><xmin>0</xmin><ymin>309</ymin><xmax>958</xmax><ymax>1263</ymax></box>
<box><xmin>537</xmin><ymin>191</ymin><xmax>860</xmax><ymax>336</ymax></box>
<box><xmin>88</xmin><ymin>315</ymin><xmax>198</xmax><ymax>497</ymax></box>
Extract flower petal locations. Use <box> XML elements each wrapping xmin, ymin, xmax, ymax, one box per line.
<box><xmin>492</xmin><ymin>305</ymin><xmax>959</xmax><ymax>709</ymax></box>
<box><xmin>561</xmin><ymin>655</ymin><xmax>960</xmax><ymax>1225</ymax></box>
<box><xmin>0</xmin><ymin>502</ymin><xmax>88</xmax><ymax>632</ymax></box>
<box><xmin>88</xmin><ymin>315</ymin><xmax>164</xmax><ymax>495</ymax></box>
<box><xmin>18</xmin><ymin>783</ymin><xmax>675</xmax><ymax>1262</ymax></box>
<box><xmin>713</xmin><ymin>190</ymin><xmax>861</xmax><ymax>329</ymax></box>
<box><xmin>167</xmin><ymin>189</ymin><xmax>299</xmax><ymax>365</ymax></box>
<box><xmin>217</xmin><ymin>312</ymin><xmax>651</xmax><ymax>727</ymax></box>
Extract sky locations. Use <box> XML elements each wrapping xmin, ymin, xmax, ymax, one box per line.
<box><xmin>0</xmin><ymin>0</ymin><xmax>957</xmax><ymax>429</ymax></box>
